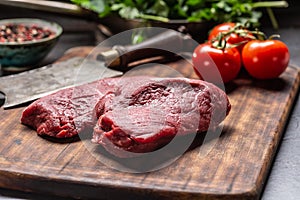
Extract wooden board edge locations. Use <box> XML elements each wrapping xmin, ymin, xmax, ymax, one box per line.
<box><xmin>0</xmin><ymin>169</ymin><xmax>260</xmax><ymax>200</ymax></box>
<box><xmin>256</xmin><ymin>65</ymin><xmax>300</xmax><ymax>199</ymax></box>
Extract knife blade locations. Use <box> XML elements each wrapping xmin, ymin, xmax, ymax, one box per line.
<box><xmin>0</xmin><ymin>29</ymin><xmax>194</xmax><ymax>109</ymax></box>
<box><xmin>0</xmin><ymin>57</ymin><xmax>123</xmax><ymax>109</ymax></box>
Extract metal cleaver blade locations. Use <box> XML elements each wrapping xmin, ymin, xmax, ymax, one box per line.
<box><xmin>0</xmin><ymin>57</ymin><xmax>123</xmax><ymax>109</ymax></box>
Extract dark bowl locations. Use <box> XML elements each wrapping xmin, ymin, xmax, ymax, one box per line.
<box><xmin>0</xmin><ymin>18</ymin><xmax>63</xmax><ymax>72</ymax></box>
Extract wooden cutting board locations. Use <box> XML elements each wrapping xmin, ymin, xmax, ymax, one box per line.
<box><xmin>0</xmin><ymin>46</ymin><xmax>299</xmax><ymax>200</ymax></box>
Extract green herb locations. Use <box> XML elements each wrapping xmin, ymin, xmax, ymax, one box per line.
<box><xmin>71</xmin><ymin>0</ymin><xmax>288</xmax><ymax>25</ymax></box>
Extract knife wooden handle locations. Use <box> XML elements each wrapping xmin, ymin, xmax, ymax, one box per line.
<box><xmin>98</xmin><ymin>29</ymin><xmax>194</xmax><ymax>70</ymax></box>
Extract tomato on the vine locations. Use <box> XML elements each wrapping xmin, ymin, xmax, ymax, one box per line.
<box><xmin>242</xmin><ymin>39</ymin><xmax>290</xmax><ymax>79</ymax></box>
<box><xmin>192</xmin><ymin>43</ymin><xmax>241</xmax><ymax>84</ymax></box>
<box><xmin>208</xmin><ymin>22</ymin><xmax>252</xmax><ymax>52</ymax></box>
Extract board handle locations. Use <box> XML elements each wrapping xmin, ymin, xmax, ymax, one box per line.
<box><xmin>98</xmin><ymin>30</ymin><xmax>193</xmax><ymax>70</ymax></box>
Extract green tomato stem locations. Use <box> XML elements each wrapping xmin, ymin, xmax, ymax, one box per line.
<box><xmin>252</xmin><ymin>29</ymin><xmax>267</xmax><ymax>40</ymax></box>
<box><xmin>269</xmin><ymin>34</ymin><xmax>281</xmax><ymax>40</ymax></box>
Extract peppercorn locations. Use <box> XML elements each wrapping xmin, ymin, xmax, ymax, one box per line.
<box><xmin>0</xmin><ymin>23</ymin><xmax>55</xmax><ymax>43</ymax></box>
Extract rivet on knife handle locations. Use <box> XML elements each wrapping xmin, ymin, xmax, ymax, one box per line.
<box><xmin>97</xmin><ymin>29</ymin><xmax>192</xmax><ymax>69</ymax></box>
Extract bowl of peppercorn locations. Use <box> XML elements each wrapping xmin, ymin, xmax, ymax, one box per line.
<box><xmin>0</xmin><ymin>18</ymin><xmax>62</xmax><ymax>72</ymax></box>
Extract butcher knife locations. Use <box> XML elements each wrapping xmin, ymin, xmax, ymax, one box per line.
<box><xmin>0</xmin><ymin>29</ymin><xmax>194</xmax><ymax>109</ymax></box>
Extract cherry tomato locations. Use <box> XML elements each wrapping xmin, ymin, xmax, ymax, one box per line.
<box><xmin>242</xmin><ymin>40</ymin><xmax>290</xmax><ymax>79</ymax></box>
<box><xmin>208</xmin><ymin>22</ymin><xmax>252</xmax><ymax>52</ymax></box>
<box><xmin>192</xmin><ymin>43</ymin><xmax>241</xmax><ymax>84</ymax></box>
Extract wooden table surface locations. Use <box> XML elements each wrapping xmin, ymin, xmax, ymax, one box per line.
<box><xmin>0</xmin><ymin>3</ymin><xmax>300</xmax><ymax>200</ymax></box>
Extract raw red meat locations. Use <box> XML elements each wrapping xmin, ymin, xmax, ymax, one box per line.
<box><xmin>21</xmin><ymin>76</ymin><xmax>230</xmax><ymax>157</ymax></box>
<box><xmin>21</xmin><ymin>78</ymin><xmax>119</xmax><ymax>138</ymax></box>
<box><xmin>92</xmin><ymin>77</ymin><xmax>231</xmax><ymax>157</ymax></box>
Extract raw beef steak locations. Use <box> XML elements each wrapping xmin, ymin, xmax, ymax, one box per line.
<box><xmin>21</xmin><ymin>78</ymin><xmax>119</xmax><ymax>138</ymax></box>
<box><xmin>92</xmin><ymin>77</ymin><xmax>231</xmax><ymax>157</ymax></box>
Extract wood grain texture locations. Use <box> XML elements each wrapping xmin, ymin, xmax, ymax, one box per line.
<box><xmin>0</xmin><ymin>46</ymin><xmax>299</xmax><ymax>200</ymax></box>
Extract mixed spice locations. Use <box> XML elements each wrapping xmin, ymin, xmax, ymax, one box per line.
<box><xmin>0</xmin><ymin>23</ymin><xmax>55</xmax><ymax>43</ymax></box>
